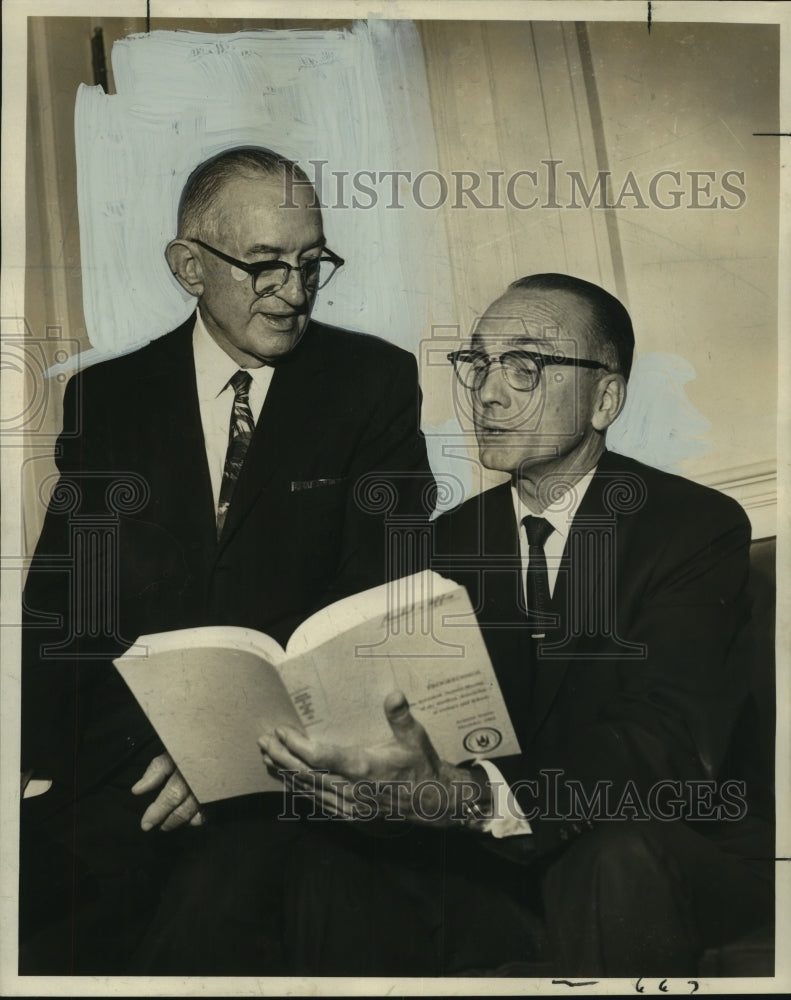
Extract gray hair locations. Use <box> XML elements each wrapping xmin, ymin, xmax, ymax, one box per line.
<box><xmin>177</xmin><ymin>146</ymin><xmax>314</xmax><ymax>240</ymax></box>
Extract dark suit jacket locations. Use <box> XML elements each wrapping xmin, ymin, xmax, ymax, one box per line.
<box><xmin>432</xmin><ymin>450</ymin><xmax>757</xmax><ymax>856</ymax></box>
<box><xmin>22</xmin><ymin>314</ymin><xmax>434</xmax><ymax>793</ymax></box>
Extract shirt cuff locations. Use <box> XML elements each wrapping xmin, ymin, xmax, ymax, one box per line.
<box><xmin>474</xmin><ymin>758</ymin><xmax>533</xmax><ymax>838</ymax></box>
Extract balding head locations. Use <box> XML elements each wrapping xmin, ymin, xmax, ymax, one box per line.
<box><xmin>177</xmin><ymin>146</ymin><xmax>315</xmax><ymax>242</ymax></box>
<box><xmin>504</xmin><ymin>273</ymin><xmax>634</xmax><ymax>380</ymax></box>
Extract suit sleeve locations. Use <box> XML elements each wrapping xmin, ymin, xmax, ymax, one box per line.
<box><xmin>21</xmin><ymin>371</ymin><xmax>164</xmax><ymax>790</ymax></box>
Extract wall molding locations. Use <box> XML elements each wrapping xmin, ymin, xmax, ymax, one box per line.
<box><xmin>695</xmin><ymin>460</ymin><xmax>777</xmax><ymax>540</ymax></box>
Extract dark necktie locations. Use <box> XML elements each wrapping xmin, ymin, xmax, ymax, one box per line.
<box><xmin>522</xmin><ymin>515</ymin><xmax>554</xmax><ymax>637</ymax></box>
<box><xmin>216</xmin><ymin>369</ymin><xmax>255</xmax><ymax>539</ymax></box>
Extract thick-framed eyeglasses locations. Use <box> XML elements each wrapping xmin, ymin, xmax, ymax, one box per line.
<box><xmin>191</xmin><ymin>238</ymin><xmax>344</xmax><ymax>297</ymax></box>
<box><xmin>447</xmin><ymin>348</ymin><xmax>610</xmax><ymax>392</ymax></box>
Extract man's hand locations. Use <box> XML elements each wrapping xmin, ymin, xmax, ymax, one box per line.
<box><xmin>258</xmin><ymin>691</ymin><xmax>490</xmax><ymax>826</ymax></box>
<box><xmin>131</xmin><ymin>752</ymin><xmax>204</xmax><ymax>832</ymax></box>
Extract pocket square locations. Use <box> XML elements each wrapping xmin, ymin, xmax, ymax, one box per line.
<box><xmin>290</xmin><ymin>477</ymin><xmax>345</xmax><ymax>492</ymax></box>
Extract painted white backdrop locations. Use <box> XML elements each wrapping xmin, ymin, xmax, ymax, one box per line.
<box><xmin>69</xmin><ymin>20</ymin><xmax>740</xmax><ymax>519</ymax></box>
<box><xmin>74</xmin><ymin>21</ymin><xmax>454</xmax><ymax>359</ymax></box>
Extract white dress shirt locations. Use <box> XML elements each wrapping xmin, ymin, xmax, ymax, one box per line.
<box><xmin>476</xmin><ymin>467</ymin><xmax>596</xmax><ymax>838</ymax></box>
<box><xmin>511</xmin><ymin>468</ymin><xmax>596</xmax><ymax>606</ymax></box>
<box><xmin>192</xmin><ymin>310</ymin><xmax>275</xmax><ymax>508</ymax></box>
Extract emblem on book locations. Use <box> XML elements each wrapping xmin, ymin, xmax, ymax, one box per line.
<box><xmin>463</xmin><ymin>727</ymin><xmax>502</xmax><ymax>754</ymax></box>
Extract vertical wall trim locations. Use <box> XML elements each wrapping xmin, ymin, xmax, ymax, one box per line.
<box><xmin>574</xmin><ymin>22</ymin><xmax>629</xmax><ymax>307</ymax></box>
<box><xmin>528</xmin><ymin>22</ymin><xmax>570</xmax><ymax>275</ymax></box>
<box><xmin>29</xmin><ymin>19</ymin><xmax>72</xmax><ymax>329</ymax></box>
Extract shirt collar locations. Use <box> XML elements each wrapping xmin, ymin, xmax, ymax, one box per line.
<box><xmin>192</xmin><ymin>309</ymin><xmax>271</xmax><ymax>399</ymax></box>
<box><xmin>510</xmin><ymin>466</ymin><xmax>597</xmax><ymax>541</ymax></box>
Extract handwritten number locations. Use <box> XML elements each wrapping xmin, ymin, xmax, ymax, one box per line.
<box><xmin>633</xmin><ymin>980</ymin><xmax>700</xmax><ymax>995</ymax></box>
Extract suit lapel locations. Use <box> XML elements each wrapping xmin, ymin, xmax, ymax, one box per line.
<box><xmin>469</xmin><ymin>486</ymin><xmax>537</xmax><ymax>737</ymax></box>
<box><xmin>480</xmin><ymin>483</ymin><xmax>524</xmax><ymax>622</ymax></box>
<box><xmin>138</xmin><ymin>319</ymin><xmax>217</xmax><ymax>566</ymax></box>
<box><xmin>523</xmin><ymin>458</ymin><xmax>617</xmax><ymax>742</ymax></box>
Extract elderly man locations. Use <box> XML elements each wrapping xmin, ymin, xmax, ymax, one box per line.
<box><xmin>20</xmin><ymin>146</ymin><xmax>433</xmax><ymax>973</ymax></box>
<box><xmin>263</xmin><ymin>273</ymin><xmax>773</xmax><ymax>977</ymax></box>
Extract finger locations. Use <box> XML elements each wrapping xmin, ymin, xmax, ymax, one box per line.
<box><xmin>384</xmin><ymin>690</ymin><xmax>411</xmax><ymax>723</ymax></box>
<box><xmin>189</xmin><ymin>810</ymin><xmax>206</xmax><ymax>827</ymax></box>
<box><xmin>283</xmin><ymin>766</ymin><xmax>358</xmax><ymax>817</ymax></box>
<box><xmin>271</xmin><ymin>726</ymin><xmax>327</xmax><ymax>768</ymax></box>
<box><xmin>259</xmin><ymin>731</ymin><xmax>313</xmax><ymax>774</ymax></box>
<box><xmin>292</xmin><ymin>769</ymin><xmax>355</xmax><ymax>802</ymax></box>
<box><xmin>264</xmin><ymin>727</ymin><xmax>351</xmax><ymax>777</ymax></box>
<box><xmin>258</xmin><ymin>732</ymin><xmax>277</xmax><ymax>772</ymax></box>
<box><xmin>159</xmin><ymin>795</ymin><xmax>200</xmax><ymax>832</ymax></box>
<box><xmin>278</xmin><ymin>764</ymin><xmax>351</xmax><ymax>810</ymax></box>
<box><xmin>292</xmin><ymin>776</ymin><xmax>357</xmax><ymax>819</ymax></box>
<box><xmin>140</xmin><ymin>769</ymin><xmax>192</xmax><ymax>831</ymax></box>
<box><xmin>384</xmin><ymin>690</ymin><xmax>439</xmax><ymax>765</ymax></box>
<box><xmin>131</xmin><ymin>752</ymin><xmax>176</xmax><ymax>795</ymax></box>
<box><xmin>315</xmin><ymin>793</ymin><xmax>356</xmax><ymax>820</ymax></box>
<box><xmin>274</xmin><ymin>727</ymin><xmax>368</xmax><ymax>779</ymax></box>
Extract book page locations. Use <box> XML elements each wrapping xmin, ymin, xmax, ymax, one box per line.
<box><xmin>115</xmin><ymin>635</ymin><xmax>301</xmax><ymax>802</ymax></box>
<box><xmin>132</xmin><ymin>625</ymin><xmax>287</xmax><ymax>664</ymax></box>
<box><xmin>281</xmin><ymin>577</ymin><xmax>520</xmax><ymax>763</ymax></box>
<box><xmin>286</xmin><ymin>569</ymin><xmax>460</xmax><ymax>654</ymax></box>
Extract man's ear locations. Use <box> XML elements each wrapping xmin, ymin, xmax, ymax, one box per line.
<box><xmin>591</xmin><ymin>373</ymin><xmax>627</xmax><ymax>431</ymax></box>
<box><xmin>165</xmin><ymin>239</ymin><xmax>204</xmax><ymax>298</ymax></box>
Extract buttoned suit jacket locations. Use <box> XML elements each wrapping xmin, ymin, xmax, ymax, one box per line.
<box><xmin>22</xmin><ymin>314</ymin><xmax>434</xmax><ymax>794</ymax></box>
<box><xmin>432</xmin><ymin>449</ymin><xmax>761</xmax><ymax>857</ymax></box>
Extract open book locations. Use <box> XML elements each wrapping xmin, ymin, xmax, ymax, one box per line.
<box><xmin>113</xmin><ymin>571</ymin><xmax>520</xmax><ymax>802</ymax></box>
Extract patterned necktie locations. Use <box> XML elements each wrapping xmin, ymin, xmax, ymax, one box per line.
<box><xmin>216</xmin><ymin>370</ymin><xmax>255</xmax><ymax>539</ymax></box>
<box><xmin>522</xmin><ymin>515</ymin><xmax>554</xmax><ymax>637</ymax></box>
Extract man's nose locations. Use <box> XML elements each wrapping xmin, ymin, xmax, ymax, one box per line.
<box><xmin>476</xmin><ymin>364</ymin><xmax>512</xmax><ymax>408</ymax></box>
<box><xmin>274</xmin><ymin>266</ymin><xmax>309</xmax><ymax>306</ymax></box>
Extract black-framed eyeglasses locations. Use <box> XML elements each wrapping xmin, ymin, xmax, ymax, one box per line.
<box><xmin>191</xmin><ymin>238</ymin><xmax>344</xmax><ymax>297</ymax></box>
<box><xmin>447</xmin><ymin>349</ymin><xmax>610</xmax><ymax>392</ymax></box>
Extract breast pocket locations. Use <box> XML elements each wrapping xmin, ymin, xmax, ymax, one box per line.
<box><xmin>286</xmin><ymin>478</ymin><xmax>349</xmax><ymax>511</ymax></box>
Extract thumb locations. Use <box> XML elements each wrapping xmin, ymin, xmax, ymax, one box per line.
<box><xmin>384</xmin><ymin>691</ymin><xmax>425</xmax><ymax>747</ymax></box>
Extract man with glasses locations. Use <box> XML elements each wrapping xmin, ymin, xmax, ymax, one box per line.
<box><xmin>20</xmin><ymin>146</ymin><xmax>433</xmax><ymax>973</ymax></box>
<box><xmin>263</xmin><ymin>273</ymin><xmax>772</xmax><ymax>977</ymax></box>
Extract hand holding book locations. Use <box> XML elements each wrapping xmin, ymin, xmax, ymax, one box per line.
<box><xmin>131</xmin><ymin>751</ymin><xmax>205</xmax><ymax>832</ymax></box>
<box><xmin>259</xmin><ymin>689</ymin><xmax>493</xmax><ymax>826</ymax></box>
<box><xmin>114</xmin><ymin>571</ymin><xmax>520</xmax><ymax>804</ymax></box>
